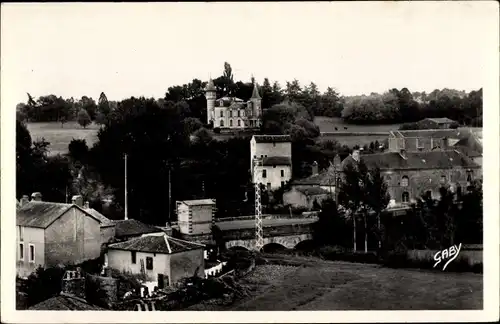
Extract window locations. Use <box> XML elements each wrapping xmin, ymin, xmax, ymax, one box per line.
<box><xmin>426</xmin><ymin>190</ymin><xmax>432</xmax><ymax>199</ymax></box>
<box><xmin>229</xmin><ymin>120</ymin><xmax>233</xmax><ymax>127</ymax></box>
<box><xmin>19</xmin><ymin>243</ymin><xmax>24</xmax><ymax>260</ymax></box>
<box><xmin>220</xmin><ymin>110</ymin><xmax>224</xmax><ymax>117</ymax></box>
<box><xmin>416</xmin><ymin>138</ymin><xmax>424</xmax><ymax>150</ymax></box>
<box><xmin>456</xmin><ymin>185</ymin><xmax>462</xmax><ymax>198</ymax></box>
<box><xmin>19</xmin><ymin>226</ymin><xmax>23</xmax><ymax>241</ymax></box>
<box><xmin>336</xmin><ymin>177</ymin><xmax>341</xmax><ymax>188</ymax></box>
<box><xmin>237</xmin><ymin>110</ymin><xmax>241</xmax><ymax>117</ymax></box>
<box><xmin>248</xmin><ymin>102</ymin><xmax>253</xmax><ymax>110</ymax></box>
<box><xmin>229</xmin><ymin>110</ymin><xmax>233</xmax><ymax>118</ymax></box>
<box><xmin>146</xmin><ymin>256</ymin><xmax>153</xmax><ymax>270</ymax></box>
<box><xmin>273</xmin><ymin>142</ymin><xmax>276</xmax><ymax>147</ymax></box>
<box><xmin>466</xmin><ymin>170</ymin><xmax>473</xmax><ymax>182</ymax></box>
<box><xmin>267</xmin><ymin>183</ymin><xmax>271</xmax><ymax>190</ymax></box>
<box><xmin>262</xmin><ymin>170</ymin><xmax>267</xmax><ymax>178</ymax></box>
<box><xmin>220</xmin><ymin>119</ymin><xmax>224</xmax><ymax>127</ymax></box>
<box><xmin>401</xmin><ymin>176</ymin><xmax>409</xmax><ymax>187</ymax></box>
<box><xmin>281</xmin><ymin>181</ymin><xmax>285</xmax><ymax>187</ymax></box>
<box><xmin>131</xmin><ymin>251</ymin><xmax>137</xmax><ymax>264</ymax></box>
<box><xmin>29</xmin><ymin>244</ymin><xmax>35</xmax><ymax>263</ymax></box>
<box><xmin>440</xmin><ymin>175</ymin><xmax>446</xmax><ymax>184</ymax></box>
<box><xmin>402</xmin><ymin>192</ymin><xmax>410</xmax><ymax>203</ymax></box>
<box><xmin>281</xmin><ymin>170</ymin><xmax>284</xmax><ymax>177</ymax></box>
<box><xmin>237</xmin><ymin>120</ymin><xmax>241</xmax><ymax>126</ymax></box>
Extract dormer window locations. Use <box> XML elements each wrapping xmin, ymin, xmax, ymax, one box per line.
<box><xmin>440</xmin><ymin>175</ymin><xmax>446</xmax><ymax>184</ymax></box>
<box><xmin>401</xmin><ymin>176</ymin><xmax>409</xmax><ymax>187</ymax></box>
<box><xmin>416</xmin><ymin>138</ymin><xmax>424</xmax><ymax>150</ymax></box>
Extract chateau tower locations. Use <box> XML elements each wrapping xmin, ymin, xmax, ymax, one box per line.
<box><xmin>205</xmin><ymin>78</ymin><xmax>216</xmax><ymax>125</ymax></box>
<box><xmin>249</xmin><ymin>82</ymin><xmax>262</xmax><ymax>127</ymax></box>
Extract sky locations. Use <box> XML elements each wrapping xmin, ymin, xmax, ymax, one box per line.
<box><xmin>1</xmin><ymin>2</ymin><xmax>496</xmax><ymax>110</ymax></box>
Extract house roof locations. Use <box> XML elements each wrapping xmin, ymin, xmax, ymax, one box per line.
<box><xmin>112</xmin><ymin>219</ymin><xmax>162</xmax><ymax>238</ymax></box>
<box><xmin>262</xmin><ymin>156</ymin><xmax>292</xmax><ymax>166</ymax></box>
<box><xmin>229</xmin><ymin>102</ymin><xmax>245</xmax><ymax>110</ymax></box>
<box><xmin>453</xmin><ymin>145</ymin><xmax>482</xmax><ymax>158</ymax></box>
<box><xmin>28</xmin><ymin>293</ymin><xmax>104</xmax><ymax>311</ymax></box>
<box><xmin>16</xmin><ymin>201</ymin><xmax>102</xmax><ymax>229</ymax></box>
<box><xmin>295</xmin><ymin>186</ymin><xmax>330</xmax><ymax>196</ymax></box>
<box><xmin>108</xmin><ymin>233</ymin><xmax>205</xmax><ymax>254</ymax></box>
<box><xmin>391</xmin><ymin>129</ymin><xmax>467</xmax><ymax>139</ymax></box>
<box><xmin>84</xmin><ymin>208</ymin><xmax>114</xmax><ymax>227</ymax></box>
<box><xmin>252</xmin><ymin>135</ymin><xmax>292</xmax><ymax>143</ymax></box>
<box><xmin>179</xmin><ymin>199</ymin><xmax>216</xmax><ymax>206</ymax></box>
<box><xmin>423</xmin><ymin>117</ymin><xmax>455</xmax><ymax>124</ymax></box>
<box><xmin>361</xmin><ymin>150</ymin><xmax>480</xmax><ymax>170</ymax></box>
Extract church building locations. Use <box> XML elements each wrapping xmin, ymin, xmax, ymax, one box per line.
<box><xmin>205</xmin><ymin>79</ymin><xmax>262</xmax><ymax>129</ymax></box>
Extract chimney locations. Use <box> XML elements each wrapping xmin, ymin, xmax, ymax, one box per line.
<box><xmin>61</xmin><ymin>268</ymin><xmax>86</xmax><ymax>299</ymax></box>
<box><xmin>71</xmin><ymin>195</ymin><xmax>83</xmax><ymax>207</ymax></box>
<box><xmin>399</xmin><ymin>149</ymin><xmax>408</xmax><ymax>160</ymax></box>
<box><xmin>31</xmin><ymin>192</ymin><xmax>42</xmax><ymax>202</ymax></box>
<box><xmin>311</xmin><ymin>161</ymin><xmax>319</xmax><ymax>175</ymax></box>
<box><xmin>84</xmin><ymin>201</ymin><xmax>90</xmax><ymax>209</ymax></box>
<box><xmin>20</xmin><ymin>195</ymin><xmax>30</xmax><ymax>206</ymax></box>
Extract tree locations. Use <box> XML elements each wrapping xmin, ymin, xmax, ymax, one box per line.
<box><xmin>365</xmin><ymin>167</ymin><xmax>390</xmax><ymax>251</ymax></box>
<box><xmin>77</xmin><ymin>109</ymin><xmax>91</xmax><ymax>128</ymax></box>
<box><xmin>68</xmin><ymin>139</ymin><xmax>89</xmax><ymax>163</ymax></box>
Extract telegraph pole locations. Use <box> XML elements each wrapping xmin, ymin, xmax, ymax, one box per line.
<box><xmin>124</xmin><ymin>153</ymin><xmax>128</xmax><ymax>220</ymax></box>
<box><xmin>253</xmin><ymin>159</ymin><xmax>264</xmax><ymax>251</ymax></box>
<box><xmin>168</xmin><ymin>166</ymin><xmax>172</xmax><ymax>226</ymax></box>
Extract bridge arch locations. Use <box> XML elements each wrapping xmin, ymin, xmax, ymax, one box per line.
<box><xmin>225</xmin><ymin>233</ymin><xmax>313</xmax><ymax>251</ymax></box>
<box><xmin>293</xmin><ymin>239</ymin><xmax>316</xmax><ymax>252</ymax></box>
<box><xmin>261</xmin><ymin>242</ymin><xmax>288</xmax><ymax>253</ymax></box>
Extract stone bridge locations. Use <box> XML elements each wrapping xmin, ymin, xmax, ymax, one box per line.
<box><xmin>215</xmin><ymin>215</ymin><xmax>317</xmax><ymax>251</ymax></box>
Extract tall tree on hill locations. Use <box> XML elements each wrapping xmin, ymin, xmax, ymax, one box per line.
<box><xmin>79</xmin><ymin>96</ymin><xmax>97</xmax><ymax>120</ymax></box>
<box><xmin>96</xmin><ymin>92</ymin><xmax>111</xmax><ymax>126</ymax></box>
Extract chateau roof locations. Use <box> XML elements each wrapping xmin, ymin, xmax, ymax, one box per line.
<box><xmin>205</xmin><ymin>78</ymin><xmax>216</xmax><ymax>92</ymax></box>
<box><xmin>108</xmin><ymin>234</ymin><xmax>205</xmax><ymax>254</ymax></box>
<box><xmin>252</xmin><ymin>135</ymin><xmax>292</xmax><ymax>143</ymax></box>
<box><xmin>361</xmin><ymin>150</ymin><xmax>480</xmax><ymax>171</ymax></box>
<box><xmin>251</xmin><ymin>83</ymin><xmax>261</xmax><ymax>99</ymax></box>
<box><xmin>16</xmin><ymin>201</ymin><xmax>104</xmax><ymax>229</ymax></box>
<box><xmin>29</xmin><ymin>294</ymin><xmax>105</xmax><ymax>311</ymax></box>
<box><xmin>262</xmin><ymin>156</ymin><xmax>292</xmax><ymax>166</ymax></box>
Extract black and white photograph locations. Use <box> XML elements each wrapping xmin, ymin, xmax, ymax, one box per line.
<box><xmin>1</xmin><ymin>2</ymin><xmax>498</xmax><ymax>322</ymax></box>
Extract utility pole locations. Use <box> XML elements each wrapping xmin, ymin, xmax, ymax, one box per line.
<box><xmin>168</xmin><ymin>166</ymin><xmax>172</xmax><ymax>226</ymax></box>
<box><xmin>253</xmin><ymin>159</ymin><xmax>264</xmax><ymax>251</ymax></box>
<box><xmin>124</xmin><ymin>153</ymin><xmax>128</xmax><ymax>220</ymax></box>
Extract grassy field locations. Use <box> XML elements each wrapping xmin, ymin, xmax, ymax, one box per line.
<box><xmin>26</xmin><ymin>122</ymin><xmax>100</xmax><ymax>156</ymax></box>
<box><xmin>189</xmin><ymin>255</ymin><xmax>482</xmax><ymax>311</ymax></box>
<box><xmin>314</xmin><ymin>116</ymin><xmax>403</xmax><ymax>133</ymax></box>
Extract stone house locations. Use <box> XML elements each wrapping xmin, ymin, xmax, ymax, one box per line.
<box><xmin>205</xmin><ymin>78</ymin><xmax>262</xmax><ymax>129</ymax></box>
<box><xmin>283</xmin><ymin>186</ymin><xmax>330</xmax><ymax>210</ymax></box>
<box><xmin>416</xmin><ymin>117</ymin><xmax>456</xmax><ymax>129</ymax></box>
<box><xmin>106</xmin><ymin>233</ymin><xmax>205</xmax><ymax>287</ymax></box>
<box><xmin>250</xmin><ymin>135</ymin><xmax>292</xmax><ymax>190</ymax></box>
<box><xmin>176</xmin><ymin>199</ymin><xmax>216</xmax><ymax>235</ymax></box>
<box><xmin>16</xmin><ymin>193</ymin><xmax>111</xmax><ymax>278</ymax></box>
<box><xmin>388</xmin><ymin>129</ymin><xmax>470</xmax><ymax>153</ymax></box>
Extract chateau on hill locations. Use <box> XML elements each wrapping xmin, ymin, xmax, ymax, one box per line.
<box><xmin>205</xmin><ymin>79</ymin><xmax>262</xmax><ymax>129</ymax></box>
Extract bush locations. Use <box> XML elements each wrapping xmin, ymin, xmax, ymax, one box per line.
<box><xmin>213</xmin><ymin>127</ymin><xmax>221</xmax><ymax>134</ymax></box>
<box><xmin>399</xmin><ymin>122</ymin><xmax>420</xmax><ymax>130</ymax></box>
<box><xmin>25</xmin><ymin>266</ymin><xmax>66</xmax><ymax>307</ymax></box>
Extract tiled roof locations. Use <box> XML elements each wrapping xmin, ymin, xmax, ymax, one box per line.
<box><xmin>393</xmin><ymin>129</ymin><xmax>467</xmax><ymax>139</ymax></box>
<box><xmin>17</xmin><ymin>202</ymin><xmax>101</xmax><ymax>229</ymax></box>
<box><xmin>295</xmin><ymin>186</ymin><xmax>330</xmax><ymax>196</ymax></box>
<box><xmin>28</xmin><ymin>294</ymin><xmax>104</xmax><ymax>310</ymax></box>
<box><xmin>113</xmin><ymin>219</ymin><xmax>162</xmax><ymax>238</ymax></box>
<box><xmin>108</xmin><ymin>234</ymin><xmax>205</xmax><ymax>254</ymax></box>
<box><xmin>85</xmin><ymin>208</ymin><xmax>114</xmax><ymax>227</ymax></box>
<box><xmin>361</xmin><ymin>150</ymin><xmax>480</xmax><ymax>170</ymax></box>
<box><xmin>424</xmin><ymin>117</ymin><xmax>455</xmax><ymax>124</ymax></box>
<box><xmin>262</xmin><ymin>156</ymin><xmax>292</xmax><ymax>166</ymax></box>
<box><xmin>180</xmin><ymin>199</ymin><xmax>216</xmax><ymax>206</ymax></box>
<box><xmin>253</xmin><ymin>135</ymin><xmax>292</xmax><ymax>143</ymax></box>
<box><xmin>291</xmin><ymin>170</ymin><xmax>333</xmax><ymax>186</ymax></box>
<box><xmin>453</xmin><ymin>145</ymin><xmax>482</xmax><ymax>158</ymax></box>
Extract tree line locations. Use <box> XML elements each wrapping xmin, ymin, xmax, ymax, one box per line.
<box><xmin>16</xmin><ymin>62</ymin><xmax>481</xmax><ymax>126</ymax></box>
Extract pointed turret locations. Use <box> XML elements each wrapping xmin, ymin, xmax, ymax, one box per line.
<box><xmin>205</xmin><ymin>78</ymin><xmax>216</xmax><ymax>92</ymax></box>
<box><xmin>251</xmin><ymin>82</ymin><xmax>261</xmax><ymax>99</ymax></box>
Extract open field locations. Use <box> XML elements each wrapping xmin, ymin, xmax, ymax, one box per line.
<box><xmin>314</xmin><ymin>116</ymin><xmax>403</xmax><ymax>133</ymax></box>
<box><xmin>26</xmin><ymin>122</ymin><xmax>100</xmax><ymax>156</ymax></box>
<box><xmin>188</xmin><ymin>254</ymin><xmax>482</xmax><ymax>311</ymax></box>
